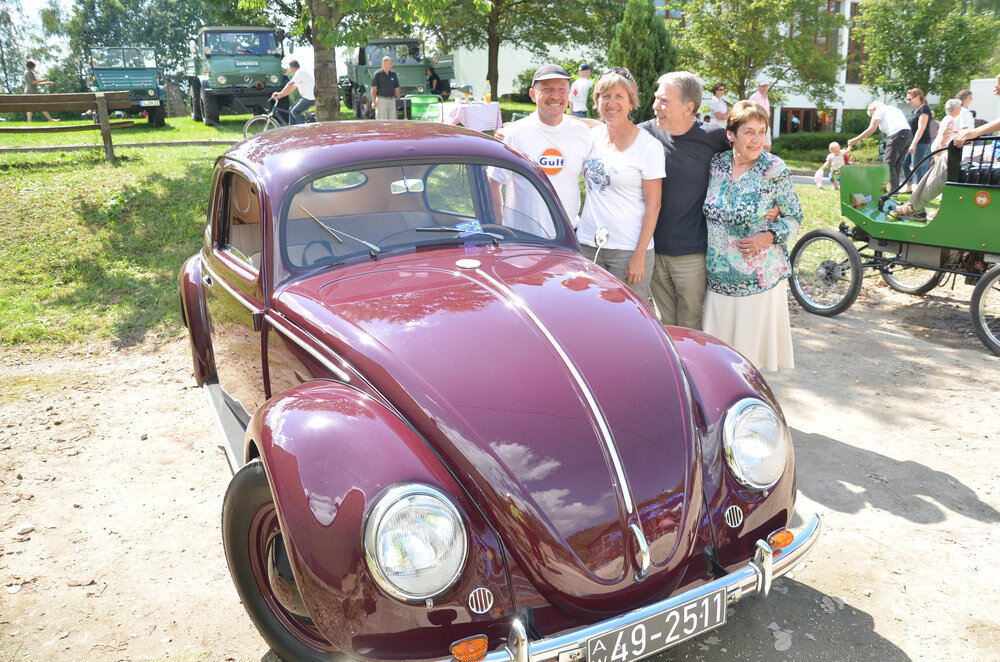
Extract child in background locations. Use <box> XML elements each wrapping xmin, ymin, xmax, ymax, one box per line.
<box><xmin>814</xmin><ymin>142</ymin><xmax>851</xmax><ymax>189</ymax></box>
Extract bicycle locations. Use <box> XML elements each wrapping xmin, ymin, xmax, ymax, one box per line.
<box><xmin>242</xmin><ymin>98</ymin><xmax>315</xmax><ymax>139</ymax></box>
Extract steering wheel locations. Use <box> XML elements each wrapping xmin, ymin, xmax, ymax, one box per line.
<box><xmin>301</xmin><ymin>240</ymin><xmax>336</xmax><ymax>267</ymax></box>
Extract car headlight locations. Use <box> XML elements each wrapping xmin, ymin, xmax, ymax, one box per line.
<box><xmin>723</xmin><ymin>398</ymin><xmax>788</xmax><ymax>490</ymax></box>
<box><xmin>364</xmin><ymin>484</ymin><xmax>467</xmax><ymax>601</ymax></box>
<box><xmin>147</xmin><ymin>89</ymin><xmax>155</xmax><ymax>97</ymax></box>
<box><xmin>269</xmin><ymin>74</ymin><xmax>279</xmax><ymax>84</ymax></box>
<box><xmin>417</xmin><ymin>85</ymin><xmax>424</xmax><ymax>93</ymax></box>
<box><xmin>216</xmin><ymin>75</ymin><xmax>227</xmax><ymax>85</ymax></box>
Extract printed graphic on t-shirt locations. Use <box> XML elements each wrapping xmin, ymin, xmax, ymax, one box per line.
<box><xmin>584</xmin><ymin>158</ymin><xmax>612</xmax><ymax>193</ymax></box>
<box><xmin>538</xmin><ymin>148</ymin><xmax>565</xmax><ymax>176</ymax></box>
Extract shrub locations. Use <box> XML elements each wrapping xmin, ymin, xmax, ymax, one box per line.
<box><xmin>841</xmin><ymin>109</ymin><xmax>870</xmax><ymax>135</ymax></box>
<box><xmin>772</xmin><ymin>131</ymin><xmax>853</xmax><ymax>152</ymax></box>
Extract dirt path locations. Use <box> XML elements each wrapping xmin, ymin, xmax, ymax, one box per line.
<box><xmin>1</xmin><ymin>278</ymin><xmax>998</xmax><ymax>662</ymax></box>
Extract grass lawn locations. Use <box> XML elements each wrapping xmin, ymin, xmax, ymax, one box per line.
<box><xmin>0</xmin><ymin>145</ymin><xmax>223</xmax><ymax>347</ymax></box>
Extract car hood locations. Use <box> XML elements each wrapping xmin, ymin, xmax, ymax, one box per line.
<box><xmin>273</xmin><ymin>247</ymin><xmax>705</xmax><ymax>614</ymax></box>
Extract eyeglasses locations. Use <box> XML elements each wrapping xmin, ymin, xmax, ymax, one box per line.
<box><xmin>601</xmin><ymin>67</ymin><xmax>634</xmax><ymax>83</ymax></box>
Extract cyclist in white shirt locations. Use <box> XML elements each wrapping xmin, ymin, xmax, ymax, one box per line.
<box><xmin>271</xmin><ymin>60</ymin><xmax>315</xmax><ymax>125</ymax></box>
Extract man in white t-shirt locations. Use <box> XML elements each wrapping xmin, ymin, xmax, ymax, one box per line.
<box><xmin>489</xmin><ymin>64</ymin><xmax>592</xmax><ymax>234</ymax></box>
<box><xmin>847</xmin><ymin>100</ymin><xmax>913</xmax><ymax>190</ymax></box>
<box><xmin>748</xmin><ymin>81</ymin><xmax>772</xmax><ymax>151</ymax></box>
<box><xmin>569</xmin><ymin>63</ymin><xmax>593</xmax><ymax>118</ymax></box>
<box><xmin>271</xmin><ymin>60</ymin><xmax>315</xmax><ymax>125</ymax></box>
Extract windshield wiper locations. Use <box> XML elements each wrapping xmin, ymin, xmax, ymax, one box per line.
<box><xmin>415</xmin><ymin>223</ymin><xmax>504</xmax><ymax>244</ymax></box>
<box><xmin>299</xmin><ymin>205</ymin><xmax>381</xmax><ymax>258</ymax></box>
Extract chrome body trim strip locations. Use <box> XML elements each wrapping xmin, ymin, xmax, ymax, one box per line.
<box><xmin>458</xmin><ymin>514</ymin><xmax>821</xmax><ymax>662</ymax></box>
<box><xmin>265</xmin><ymin>312</ymin><xmax>353</xmax><ymax>383</ymax></box>
<box><xmin>202</xmin><ymin>262</ymin><xmax>261</xmax><ymax>313</ymax></box>
<box><xmin>629</xmin><ymin>522</ymin><xmax>651</xmax><ymax>582</ymax></box>
<box><xmin>473</xmin><ymin>269</ymin><xmax>635</xmax><ymax>515</ymax></box>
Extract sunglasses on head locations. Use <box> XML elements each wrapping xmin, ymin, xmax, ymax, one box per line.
<box><xmin>601</xmin><ymin>67</ymin><xmax>634</xmax><ymax>83</ymax></box>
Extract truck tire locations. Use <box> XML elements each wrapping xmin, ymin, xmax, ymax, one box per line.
<box><xmin>190</xmin><ymin>82</ymin><xmax>202</xmax><ymax>122</ymax></box>
<box><xmin>201</xmin><ymin>89</ymin><xmax>220</xmax><ymax>126</ymax></box>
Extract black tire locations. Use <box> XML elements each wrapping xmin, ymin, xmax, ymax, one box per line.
<box><xmin>223</xmin><ymin>460</ymin><xmax>338</xmax><ymax>662</ymax></box>
<box><xmin>148</xmin><ymin>107</ymin><xmax>166</xmax><ymax>128</ymax></box>
<box><xmin>789</xmin><ymin>228</ymin><xmax>863</xmax><ymax>316</ymax></box>
<box><xmin>243</xmin><ymin>115</ymin><xmax>280</xmax><ymax>139</ymax></box>
<box><xmin>878</xmin><ymin>257</ymin><xmax>944</xmax><ymax>295</ymax></box>
<box><xmin>971</xmin><ymin>263</ymin><xmax>1000</xmax><ymax>356</ymax></box>
<box><xmin>201</xmin><ymin>89</ymin><xmax>220</xmax><ymax>125</ymax></box>
<box><xmin>352</xmin><ymin>89</ymin><xmax>363</xmax><ymax>118</ymax></box>
<box><xmin>189</xmin><ymin>83</ymin><xmax>202</xmax><ymax>122</ymax></box>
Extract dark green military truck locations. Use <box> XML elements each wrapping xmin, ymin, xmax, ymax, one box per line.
<box><xmin>89</xmin><ymin>47</ymin><xmax>166</xmax><ymax>127</ymax></box>
<box><xmin>185</xmin><ymin>26</ymin><xmax>286</xmax><ymax>125</ymax></box>
<box><xmin>341</xmin><ymin>39</ymin><xmax>454</xmax><ymax>118</ymax></box>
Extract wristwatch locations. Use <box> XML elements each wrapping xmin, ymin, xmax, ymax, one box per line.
<box><xmin>765</xmin><ymin>230</ymin><xmax>777</xmax><ymax>244</ymax></box>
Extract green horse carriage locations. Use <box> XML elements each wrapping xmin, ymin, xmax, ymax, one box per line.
<box><xmin>789</xmin><ymin>137</ymin><xmax>1000</xmax><ymax>355</ymax></box>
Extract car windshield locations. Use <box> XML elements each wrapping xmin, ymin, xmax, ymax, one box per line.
<box><xmin>280</xmin><ymin>161</ymin><xmax>565</xmax><ymax>274</ymax></box>
<box><xmin>204</xmin><ymin>31</ymin><xmax>279</xmax><ymax>56</ymax></box>
<box><xmin>91</xmin><ymin>48</ymin><xmax>156</xmax><ymax>68</ymax></box>
<box><xmin>364</xmin><ymin>42</ymin><xmax>422</xmax><ymax>66</ymax></box>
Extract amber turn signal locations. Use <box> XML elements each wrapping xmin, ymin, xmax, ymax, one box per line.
<box><xmin>450</xmin><ymin>635</ymin><xmax>489</xmax><ymax>662</ymax></box>
<box><xmin>768</xmin><ymin>529</ymin><xmax>794</xmax><ymax>551</ymax></box>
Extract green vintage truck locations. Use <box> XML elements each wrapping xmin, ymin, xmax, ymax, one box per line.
<box><xmin>89</xmin><ymin>47</ymin><xmax>166</xmax><ymax>127</ymax></box>
<box><xmin>185</xmin><ymin>26</ymin><xmax>286</xmax><ymax>125</ymax></box>
<box><xmin>341</xmin><ymin>39</ymin><xmax>454</xmax><ymax>118</ymax></box>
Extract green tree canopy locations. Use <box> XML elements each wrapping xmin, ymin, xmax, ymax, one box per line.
<box><xmin>427</xmin><ymin>0</ymin><xmax>622</xmax><ymax>101</ymax></box>
<box><xmin>0</xmin><ymin>0</ymin><xmax>28</xmax><ymax>94</ymax></box>
<box><xmin>672</xmin><ymin>0</ymin><xmax>844</xmax><ymax>104</ymax></box>
<box><xmin>857</xmin><ymin>0</ymin><xmax>999</xmax><ymax>99</ymax></box>
<box><xmin>607</xmin><ymin>0</ymin><xmax>675</xmax><ymax>122</ymax></box>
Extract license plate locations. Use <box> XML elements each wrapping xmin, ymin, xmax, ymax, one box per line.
<box><xmin>587</xmin><ymin>588</ymin><xmax>726</xmax><ymax>662</ymax></box>
<box><xmin>140</xmin><ymin>100</ymin><xmax>160</xmax><ymax>107</ymax></box>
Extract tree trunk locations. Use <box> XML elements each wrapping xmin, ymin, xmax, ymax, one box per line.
<box><xmin>309</xmin><ymin>0</ymin><xmax>341</xmax><ymax>121</ymax></box>
<box><xmin>487</xmin><ymin>1</ymin><xmax>503</xmax><ymax>100</ymax></box>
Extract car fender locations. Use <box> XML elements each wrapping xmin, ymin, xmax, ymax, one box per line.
<box><xmin>177</xmin><ymin>255</ymin><xmax>215</xmax><ymax>385</ymax></box>
<box><xmin>247</xmin><ymin>380</ymin><xmax>514</xmax><ymax>658</ymax></box>
<box><xmin>666</xmin><ymin>326</ymin><xmax>795</xmax><ymax>569</ymax></box>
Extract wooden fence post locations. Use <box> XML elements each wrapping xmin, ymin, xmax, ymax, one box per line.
<box><xmin>95</xmin><ymin>92</ymin><xmax>117</xmax><ymax>164</ymax></box>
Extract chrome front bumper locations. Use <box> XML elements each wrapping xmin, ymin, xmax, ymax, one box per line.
<box><xmin>482</xmin><ymin>514</ymin><xmax>821</xmax><ymax>662</ymax></box>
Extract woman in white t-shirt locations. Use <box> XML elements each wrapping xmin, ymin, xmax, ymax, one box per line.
<box><xmin>708</xmin><ymin>83</ymin><xmax>728</xmax><ymax>129</ymax></box>
<box><xmin>576</xmin><ymin>67</ymin><xmax>665</xmax><ymax>299</ymax></box>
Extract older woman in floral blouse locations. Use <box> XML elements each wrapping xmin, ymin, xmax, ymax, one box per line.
<box><xmin>702</xmin><ymin>100</ymin><xmax>802</xmax><ymax>370</ymax></box>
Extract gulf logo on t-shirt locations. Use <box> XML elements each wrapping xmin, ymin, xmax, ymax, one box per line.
<box><xmin>538</xmin><ymin>148</ymin><xmax>565</xmax><ymax>176</ymax></box>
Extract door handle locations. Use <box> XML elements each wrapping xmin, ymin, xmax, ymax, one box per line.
<box><xmin>202</xmin><ymin>273</ymin><xmax>214</xmax><ymax>287</ymax></box>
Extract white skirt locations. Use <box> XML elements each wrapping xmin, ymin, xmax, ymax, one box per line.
<box><xmin>703</xmin><ymin>280</ymin><xmax>794</xmax><ymax>371</ymax></box>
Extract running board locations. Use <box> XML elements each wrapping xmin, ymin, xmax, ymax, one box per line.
<box><xmin>203</xmin><ymin>378</ymin><xmax>248</xmax><ymax>474</ymax></box>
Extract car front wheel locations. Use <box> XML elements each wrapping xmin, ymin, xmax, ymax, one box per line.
<box><xmin>222</xmin><ymin>460</ymin><xmax>338</xmax><ymax>661</ymax></box>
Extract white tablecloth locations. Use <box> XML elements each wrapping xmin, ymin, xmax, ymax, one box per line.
<box><xmin>431</xmin><ymin>102</ymin><xmax>502</xmax><ymax>132</ymax></box>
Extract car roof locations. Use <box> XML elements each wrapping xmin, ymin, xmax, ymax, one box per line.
<box><xmin>222</xmin><ymin>121</ymin><xmax>536</xmax><ymax>196</ymax></box>
<box><xmin>198</xmin><ymin>26</ymin><xmax>277</xmax><ymax>34</ymax></box>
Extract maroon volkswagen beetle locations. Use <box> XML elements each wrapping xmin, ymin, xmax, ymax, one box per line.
<box><xmin>178</xmin><ymin>121</ymin><xmax>820</xmax><ymax>662</ymax></box>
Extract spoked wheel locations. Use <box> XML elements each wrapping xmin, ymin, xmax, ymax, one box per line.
<box><xmin>876</xmin><ymin>252</ymin><xmax>944</xmax><ymax>295</ymax></box>
<box><xmin>789</xmin><ymin>228</ymin><xmax>863</xmax><ymax>316</ymax></box>
<box><xmin>971</xmin><ymin>264</ymin><xmax>1000</xmax><ymax>356</ymax></box>
<box><xmin>223</xmin><ymin>460</ymin><xmax>337</xmax><ymax>661</ymax></box>
<box><xmin>243</xmin><ymin>115</ymin><xmax>279</xmax><ymax>139</ymax></box>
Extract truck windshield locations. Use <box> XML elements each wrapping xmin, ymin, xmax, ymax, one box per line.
<box><xmin>204</xmin><ymin>31</ymin><xmax>279</xmax><ymax>56</ymax></box>
<box><xmin>364</xmin><ymin>43</ymin><xmax>422</xmax><ymax>66</ymax></box>
<box><xmin>91</xmin><ymin>48</ymin><xmax>156</xmax><ymax>68</ymax></box>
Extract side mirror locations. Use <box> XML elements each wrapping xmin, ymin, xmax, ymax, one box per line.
<box><xmin>594</xmin><ymin>226</ymin><xmax>609</xmax><ymax>261</ymax></box>
<box><xmin>390</xmin><ymin>178</ymin><xmax>424</xmax><ymax>194</ymax></box>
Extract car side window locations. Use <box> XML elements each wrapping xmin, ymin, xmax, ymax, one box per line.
<box><xmin>221</xmin><ymin>172</ymin><xmax>263</xmax><ymax>270</ymax></box>
<box><xmin>425</xmin><ymin>164</ymin><xmax>475</xmax><ymax>217</ymax></box>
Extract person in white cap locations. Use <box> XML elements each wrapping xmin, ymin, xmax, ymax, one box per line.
<box><xmin>847</xmin><ymin>100</ymin><xmax>912</xmax><ymax>190</ymax></box>
<box><xmin>489</xmin><ymin>63</ymin><xmax>592</xmax><ymax>231</ymax></box>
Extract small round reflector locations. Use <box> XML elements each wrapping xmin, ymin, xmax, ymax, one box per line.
<box><xmin>768</xmin><ymin>529</ymin><xmax>794</xmax><ymax>550</ymax></box>
<box><xmin>450</xmin><ymin>635</ymin><xmax>489</xmax><ymax>662</ymax></box>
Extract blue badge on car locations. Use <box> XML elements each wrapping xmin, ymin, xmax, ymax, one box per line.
<box><xmin>455</xmin><ymin>220</ymin><xmax>483</xmax><ymax>237</ymax></box>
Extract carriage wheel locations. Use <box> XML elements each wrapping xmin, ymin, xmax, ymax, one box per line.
<box><xmin>971</xmin><ymin>263</ymin><xmax>1000</xmax><ymax>356</ymax></box>
<box><xmin>789</xmin><ymin>229</ymin><xmax>863</xmax><ymax>316</ymax></box>
<box><xmin>876</xmin><ymin>253</ymin><xmax>945</xmax><ymax>295</ymax></box>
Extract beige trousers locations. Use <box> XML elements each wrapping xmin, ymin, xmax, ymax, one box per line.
<box><xmin>375</xmin><ymin>97</ymin><xmax>396</xmax><ymax>119</ymax></box>
<box><xmin>650</xmin><ymin>252</ymin><xmax>707</xmax><ymax>330</ymax></box>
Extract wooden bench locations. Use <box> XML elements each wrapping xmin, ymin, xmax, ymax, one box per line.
<box><xmin>0</xmin><ymin>92</ymin><xmax>135</xmax><ymax>163</ymax></box>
